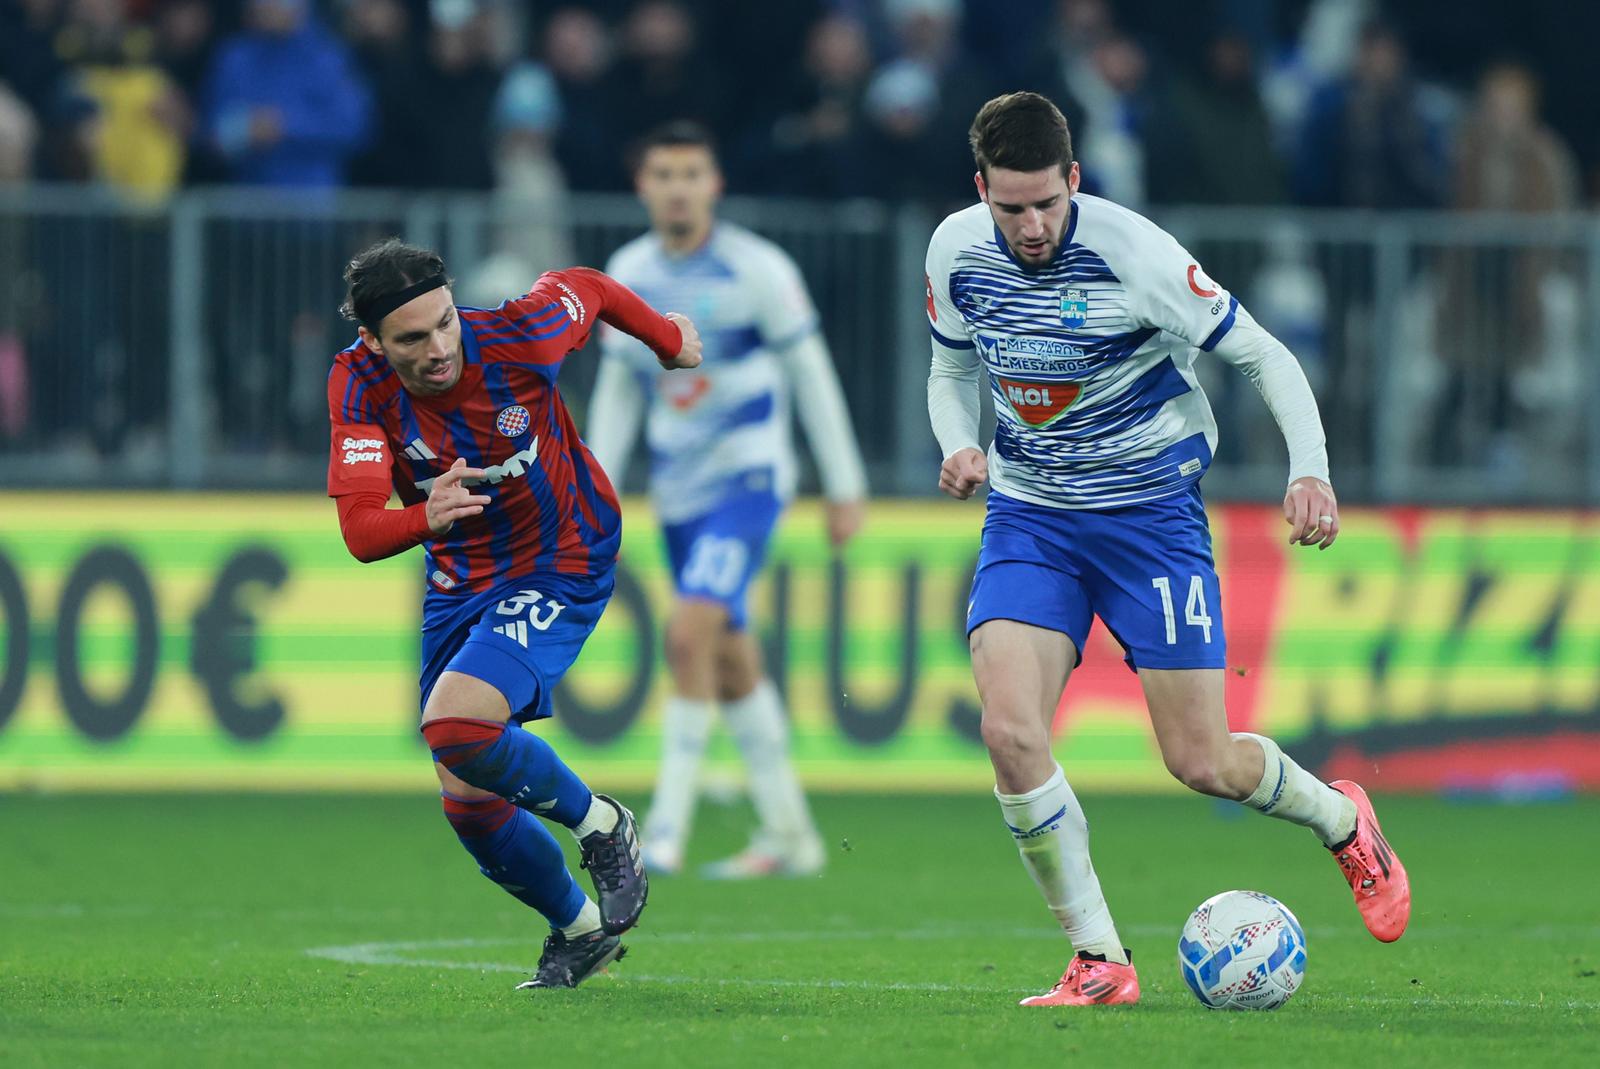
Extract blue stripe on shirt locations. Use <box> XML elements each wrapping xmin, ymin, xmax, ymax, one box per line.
<box><xmin>1199</xmin><ymin>296</ymin><xmax>1239</xmax><ymax>352</ymax></box>
<box><xmin>931</xmin><ymin>322</ymin><xmax>974</xmax><ymax>349</ymax></box>
<box><xmin>704</xmin><ymin>324</ymin><xmax>763</xmax><ymax>362</ymax></box>
<box><xmin>714</xmin><ymin>391</ymin><xmax>775</xmax><ymax>433</ymax></box>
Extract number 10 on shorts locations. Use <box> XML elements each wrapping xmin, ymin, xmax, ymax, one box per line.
<box><xmin>1151</xmin><ymin>576</ymin><xmax>1213</xmax><ymax>644</ymax></box>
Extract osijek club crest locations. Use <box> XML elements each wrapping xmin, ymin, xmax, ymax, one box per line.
<box><xmin>1059</xmin><ymin>287</ymin><xmax>1088</xmax><ymax>328</ymax></box>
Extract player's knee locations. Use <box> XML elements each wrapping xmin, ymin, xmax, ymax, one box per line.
<box><xmin>716</xmin><ymin>669</ymin><xmax>761</xmax><ymax>705</ymax></box>
<box><xmin>1163</xmin><ymin>751</ymin><xmax>1230</xmax><ymax>798</ymax></box>
<box><xmin>664</xmin><ymin>604</ymin><xmax>725</xmax><ymax>676</ymax></box>
<box><xmin>662</xmin><ymin>620</ymin><xmax>704</xmax><ymax>676</ymax></box>
<box><xmin>979</xmin><ymin>708</ymin><xmax>1046</xmax><ymax>762</ymax></box>
<box><xmin>422</xmin><ymin>671</ymin><xmax>511</xmax><ymax>724</ymax></box>
<box><xmin>421</xmin><ymin>716</ymin><xmax>505</xmax><ymax>775</ymax></box>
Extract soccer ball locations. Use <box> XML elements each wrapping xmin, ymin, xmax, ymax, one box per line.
<box><xmin>1177</xmin><ymin>890</ymin><xmax>1307</xmax><ymax>1010</ymax></box>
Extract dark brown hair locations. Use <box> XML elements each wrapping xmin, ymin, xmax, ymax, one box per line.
<box><xmin>339</xmin><ymin>238</ymin><xmax>452</xmax><ymax>334</ymax></box>
<box><xmin>969</xmin><ymin>92</ymin><xmax>1074</xmax><ymax>178</ymax></box>
<box><xmin>632</xmin><ymin>119</ymin><xmax>720</xmax><ymax>172</ymax></box>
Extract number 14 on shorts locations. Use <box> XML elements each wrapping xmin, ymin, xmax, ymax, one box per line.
<box><xmin>1151</xmin><ymin>576</ymin><xmax>1213</xmax><ymax>643</ymax></box>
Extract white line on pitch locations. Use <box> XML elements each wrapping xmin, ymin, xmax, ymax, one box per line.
<box><xmin>301</xmin><ymin>937</ymin><xmax>1600</xmax><ymax>1009</ymax></box>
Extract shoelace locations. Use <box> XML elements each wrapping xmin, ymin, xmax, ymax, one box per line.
<box><xmin>534</xmin><ymin>933</ymin><xmax>571</xmax><ymax>983</ymax></box>
<box><xmin>580</xmin><ymin>828</ymin><xmax>633</xmax><ymax>891</ymax></box>
<box><xmin>1050</xmin><ymin>960</ymin><xmax>1086</xmax><ymax>993</ymax></box>
<box><xmin>1337</xmin><ymin>845</ymin><xmax>1380</xmax><ymax>892</ymax></box>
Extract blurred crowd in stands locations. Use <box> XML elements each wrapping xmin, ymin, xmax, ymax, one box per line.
<box><xmin>0</xmin><ymin>0</ymin><xmax>1594</xmax><ymax>216</ymax></box>
<box><xmin>1</xmin><ymin>0</ymin><xmax>1596</xmax><ymax>495</ymax></box>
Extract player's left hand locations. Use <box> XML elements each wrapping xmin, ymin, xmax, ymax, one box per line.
<box><xmin>660</xmin><ymin>313</ymin><xmax>702</xmax><ymax>369</ymax></box>
<box><xmin>826</xmin><ymin>499</ymin><xmax>865</xmax><ymax>550</ymax></box>
<box><xmin>1284</xmin><ymin>476</ymin><xmax>1339</xmax><ymax>550</ymax></box>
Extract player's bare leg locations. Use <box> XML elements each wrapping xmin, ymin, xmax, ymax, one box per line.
<box><xmin>1140</xmin><ymin>668</ymin><xmax>1409</xmax><ymax>941</ymax></box>
<box><xmin>1137</xmin><ymin>669</ymin><xmax>1266</xmax><ymax>801</ymax></box>
<box><xmin>643</xmin><ymin>598</ymin><xmax>725</xmax><ymax>873</ymax></box>
<box><xmin>702</xmin><ymin>629</ymin><xmax>824</xmax><ymax>879</ymax></box>
<box><xmin>972</xmin><ymin>620</ymin><xmax>1137</xmax><ymax>1005</ymax></box>
<box><xmin>421</xmin><ymin>671</ymin><xmax>646</xmax><ymax>986</ymax></box>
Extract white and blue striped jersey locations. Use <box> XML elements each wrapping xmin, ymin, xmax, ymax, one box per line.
<box><xmin>596</xmin><ymin>223</ymin><xmax>822</xmax><ymax>523</ymax></box>
<box><xmin>926</xmin><ymin>194</ymin><xmax>1242</xmax><ymax>510</ymax></box>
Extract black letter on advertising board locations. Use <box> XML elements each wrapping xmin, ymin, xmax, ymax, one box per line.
<box><xmin>0</xmin><ymin>549</ymin><xmax>27</xmax><ymax>731</ymax></box>
<box><xmin>191</xmin><ymin>547</ymin><xmax>289</xmax><ymax>741</ymax></box>
<box><xmin>830</xmin><ymin>560</ymin><xmax>918</xmax><ymax>744</ymax></box>
<box><xmin>762</xmin><ymin>562</ymin><xmax>790</xmax><ymax>707</ymax></box>
<box><xmin>556</xmin><ymin>563</ymin><xmax>654</xmax><ymax>743</ymax></box>
<box><xmin>947</xmin><ymin>554</ymin><xmax>983</xmax><ymax>743</ymax></box>
<box><xmin>55</xmin><ymin>546</ymin><xmax>159</xmax><ymax>741</ymax></box>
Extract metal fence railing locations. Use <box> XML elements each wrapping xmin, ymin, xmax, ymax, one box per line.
<box><xmin>1162</xmin><ymin>208</ymin><xmax>1600</xmax><ymax>505</ymax></box>
<box><xmin>1</xmin><ymin>186</ymin><xmax>1596</xmax><ymax>504</ymax></box>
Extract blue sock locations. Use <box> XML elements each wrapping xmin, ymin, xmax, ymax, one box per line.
<box><xmin>442</xmin><ymin>793</ymin><xmax>585</xmax><ymax>928</ymax></box>
<box><xmin>424</xmin><ymin>717</ymin><xmax>593</xmax><ymax>827</ymax></box>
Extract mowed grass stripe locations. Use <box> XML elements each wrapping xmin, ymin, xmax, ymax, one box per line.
<box><xmin>0</xmin><ymin>793</ymin><xmax>1593</xmax><ymax>1067</ymax></box>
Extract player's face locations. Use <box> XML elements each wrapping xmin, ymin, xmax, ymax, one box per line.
<box><xmin>363</xmin><ymin>287</ymin><xmax>463</xmax><ymax>395</ymax></box>
<box><xmin>977</xmin><ymin>162</ymin><xmax>1080</xmax><ymax>268</ymax></box>
<box><xmin>636</xmin><ymin>145</ymin><xmax>722</xmax><ymax>241</ymax></box>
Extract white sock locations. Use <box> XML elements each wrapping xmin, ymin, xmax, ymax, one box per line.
<box><xmin>571</xmin><ymin>795</ymin><xmax>618</xmax><ymax>840</ymax></box>
<box><xmin>1237</xmin><ymin>732</ymin><xmax>1357</xmax><ymax>847</ymax></box>
<box><xmin>642</xmin><ymin>697</ymin><xmax>714</xmax><ymax>854</ymax></box>
<box><xmin>996</xmin><ymin>764</ymin><xmax>1126</xmax><ymax>964</ymax></box>
<box><xmin>723</xmin><ymin>679</ymin><xmax>819</xmax><ymax>847</ymax></box>
<box><xmin>560</xmin><ymin>897</ymin><xmax>601</xmax><ymax>938</ymax></box>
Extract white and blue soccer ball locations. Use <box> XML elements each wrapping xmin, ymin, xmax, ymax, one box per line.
<box><xmin>1177</xmin><ymin>890</ymin><xmax>1307</xmax><ymax>1010</ymax></box>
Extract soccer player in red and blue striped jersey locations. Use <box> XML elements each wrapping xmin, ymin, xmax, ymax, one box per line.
<box><xmin>326</xmin><ymin>238</ymin><xmax>702</xmax><ymax>989</ymax></box>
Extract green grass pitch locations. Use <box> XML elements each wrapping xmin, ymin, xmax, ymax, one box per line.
<box><xmin>3</xmin><ymin>791</ymin><xmax>1595</xmax><ymax>1067</ymax></box>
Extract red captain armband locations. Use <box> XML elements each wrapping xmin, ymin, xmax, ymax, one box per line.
<box><xmin>335</xmin><ymin>491</ymin><xmax>432</xmax><ymax>563</ymax></box>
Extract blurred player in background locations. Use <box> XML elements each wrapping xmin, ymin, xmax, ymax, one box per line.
<box><xmin>926</xmin><ymin>93</ymin><xmax>1410</xmax><ymax>1006</ymax></box>
<box><xmin>326</xmin><ymin>238</ymin><xmax>702</xmax><ymax>988</ymax></box>
<box><xmin>586</xmin><ymin>122</ymin><xmax>868</xmax><ymax>878</ymax></box>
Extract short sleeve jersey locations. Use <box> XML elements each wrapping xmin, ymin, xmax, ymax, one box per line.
<box><xmin>925</xmin><ymin>194</ymin><xmax>1240</xmax><ymax>509</ymax></box>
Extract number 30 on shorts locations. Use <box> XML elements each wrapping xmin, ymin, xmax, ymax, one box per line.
<box><xmin>1151</xmin><ymin>576</ymin><xmax>1213</xmax><ymax>644</ymax></box>
<box><xmin>683</xmin><ymin>535</ymin><xmax>748</xmax><ymax>598</ymax></box>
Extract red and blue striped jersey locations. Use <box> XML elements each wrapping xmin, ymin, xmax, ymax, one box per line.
<box><xmin>327</xmin><ymin>269</ymin><xmax>654</xmax><ymax>593</ymax></box>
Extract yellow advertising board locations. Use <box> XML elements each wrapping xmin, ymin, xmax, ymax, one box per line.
<box><xmin>2</xmin><ymin>495</ymin><xmax>1597</xmax><ymax>792</ymax></box>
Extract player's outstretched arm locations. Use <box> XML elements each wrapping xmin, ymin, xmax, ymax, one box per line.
<box><xmin>925</xmin><ymin>227</ymin><xmax>984</xmax><ymax>500</ymax></box>
<box><xmin>545</xmin><ymin>267</ymin><xmax>697</xmax><ymax>368</ymax></box>
<box><xmin>585</xmin><ymin>355</ymin><xmax>648</xmax><ymax>484</ymax></box>
<box><xmin>928</xmin><ymin>342</ymin><xmax>984</xmax><ymax>500</ymax></box>
<box><xmin>938</xmin><ymin>447</ymin><xmax>989</xmax><ymax>500</ymax></box>
<box><xmin>328</xmin><ymin>411</ymin><xmax>432</xmax><ymax>563</ymax></box>
<box><xmin>1283</xmin><ymin>476</ymin><xmax>1339</xmax><ymax>550</ymax></box>
<box><xmin>332</xmin><ymin>459</ymin><xmax>490</xmax><ymax>563</ymax></box>
<box><xmin>1208</xmin><ymin>305</ymin><xmax>1337</xmax><ymax>548</ymax></box>
<box><xmin>660</xmin><ymin>312</ymin><xmax>701</xmax><ymax>369</ymax></box>
<box><xmin>781</xmin><ymin>331</ymin><xmax>868</xmax><ymax>548</ymax></box>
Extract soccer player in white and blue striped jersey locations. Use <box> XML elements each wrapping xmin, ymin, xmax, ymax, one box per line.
<box><xmin>928</xmin><ymin>93</ymin><xmax>1411</xmax><ymax>1007</ymax></box>
<box><xmin>587</xmin><ymin>122</ymin><xmax>867</xmax><ymax>879</ymax></box>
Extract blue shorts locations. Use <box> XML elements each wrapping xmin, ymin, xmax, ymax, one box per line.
<box><xmin>967</xmin><ymin>487</ymin><xmax>1226</xmax><ymax>671</ymax></box>
<box><xmin>661</xmin><ymin>489</ymin><xmax>783</xmax><ymax>631</ymax></box>
<box><xmin>419</xmin><ymin>569</ymin><xmax>614</xmax><ymax>724</ymax></box>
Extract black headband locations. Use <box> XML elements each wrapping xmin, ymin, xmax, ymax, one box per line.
<box><xmin>365</xmin><ymin>274</ymin><xmax>449</xmax><ymax>329</ymax></box>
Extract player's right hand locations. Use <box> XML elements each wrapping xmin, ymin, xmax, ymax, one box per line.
<box><xmin>661</xmin><ymin>312</ymin><xmax>703</xmax><ymax>369</ymax></box>
<box><xmin>427</xmin><ymin>457</ymin><xmax>491</xmax><ymax>535</ymax></box>
<box><xmin>938</xmin><ymin>447</ymin><xmax>988</xmax><ymax>500</ymax></box>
